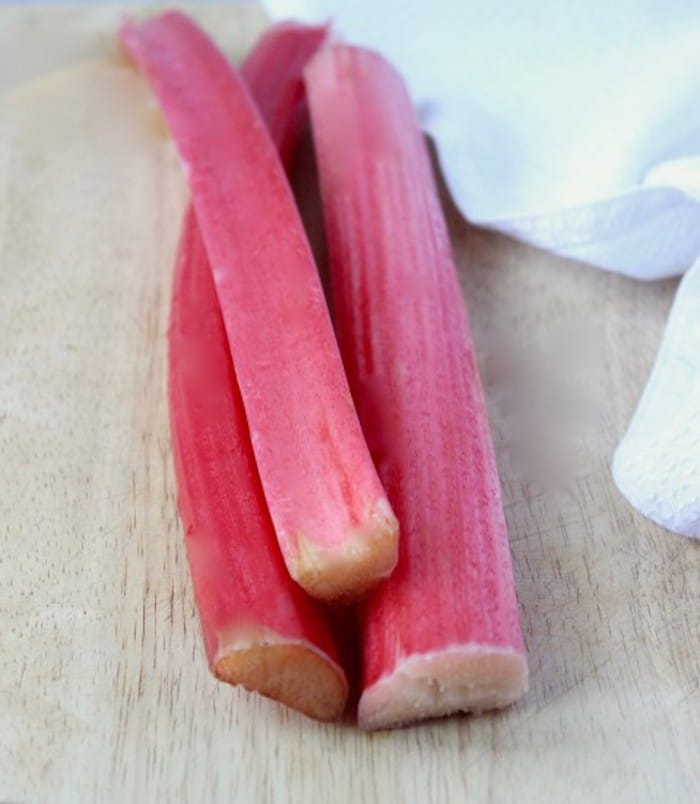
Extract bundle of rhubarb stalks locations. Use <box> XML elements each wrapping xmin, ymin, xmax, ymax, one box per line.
<box><xmin>119</xmin><ymin>11</ymin><xmax>527</xmax><ymax>730</ymax></box>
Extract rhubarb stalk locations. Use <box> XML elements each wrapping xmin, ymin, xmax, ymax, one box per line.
<box><xmin>241</xmin><ymin>21</ymin><xmax>328</xmax><ymax>170</ymax></box>
<box><xmin>169</xmin><ymin>209</ymin><xmax>347</xmax><ymax>720</ymax></box>
<box><xmin>121</xmin><ymin>13</ymin><xmax>398</xmax><ymax>602</ymax></box>
<box><xmin>305</xmin><ymin>45</ymin><xmax>528</xmax><ymax>729</ymax></box>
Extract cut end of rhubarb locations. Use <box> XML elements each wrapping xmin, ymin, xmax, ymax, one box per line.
<box><xmin>214</xmin><ymin>638</ymin><xmax>348</xmax><ymax>722</ymax></box>
<box><xmin>357</xmin><ymin>646</ymin><xmax>528</xmax><ymax>730</ymax></box>
<box><xmin>292</xmin><ymin>498</ymin><xmax>399</xmax><ymax>603</ymax></box>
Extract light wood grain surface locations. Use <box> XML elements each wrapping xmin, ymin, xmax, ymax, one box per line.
<box><xmin>1</xmin><ymin>5</ymin><xmax>698</xmax><ymax>803</ymax></box>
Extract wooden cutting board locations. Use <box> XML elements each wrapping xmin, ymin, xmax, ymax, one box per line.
<box><xmin>1</xmin><ymin>5</ymin><xmax>698</xmax><ymax>802</ymax></box>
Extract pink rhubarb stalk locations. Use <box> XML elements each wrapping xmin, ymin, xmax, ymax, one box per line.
<box><xmin>305</xmin><ymin>45</ymin><xmax>528</xmax><ymax>729</ymax></box>
<box><xmin>168</xmin><ymin>209</ymin><xmax>347</xmax><ymax>720</ymax></box>
<box><xmin>241</xmin><ymin>21</ymin><xmax>328</xmax><ymax>169</ymax></box>
<box><xmin>121</xmin><ymin>12</ymin><xmax>398</xmax><ymax>602</ymax></box>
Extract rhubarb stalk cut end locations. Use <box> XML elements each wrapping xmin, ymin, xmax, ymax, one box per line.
<box><xmin>358</xmin><ymin>646</ymin><xmax>528</xmax><ymax>730</ymax></box>
<box><xmin>293</xmin><ymin>498</ymin><xmax>399</xmax><ymax>603</ymax></box>
<box><xmin>215</xmin><ymin>635</ymin><xmax>347</xmax><ymax>722</ymax></box>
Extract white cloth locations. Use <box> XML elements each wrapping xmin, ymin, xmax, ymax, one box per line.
<box><xmin>613</xmin><ymin>257</ymin><xmax>700</xmax><ymax>537</ymax></box>
<box><xmin>266</xmin><ymin>0</ymin><xmax>700</xmax><ymax>536</ymax></box>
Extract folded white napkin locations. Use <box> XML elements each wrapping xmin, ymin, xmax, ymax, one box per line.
<box><xmin>266</xmin><ymin>0</ymin><xmax>700</xmax><ymax>536</ymax></box>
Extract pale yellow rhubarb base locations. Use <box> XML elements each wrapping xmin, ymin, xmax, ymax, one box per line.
<box><xmin>292</xmin><ymin>497</ymin><xmax>399</xmax><ymax>603</ymax></box>
<box><xmin>214</xmin><ymin>629</ymin><xmax>348</xmax><ymax>722</ymax></box>
<box><xmin>358</xmin><ymin>645</ymin><xmax>528</xmax><ymax>730</ymax></box>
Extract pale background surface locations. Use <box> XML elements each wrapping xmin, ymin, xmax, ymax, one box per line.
<box><xmin>1</xmin><ymin>5</ymin><xmax>698</xmax><ymax>803</ymax></box>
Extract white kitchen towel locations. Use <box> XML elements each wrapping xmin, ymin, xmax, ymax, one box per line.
<box><xmin>613</xmin><ymin>257</ymin><xmax>700</xmax><ymax>538</ymax></box>
<box><xmin>266</xmin><ymin>0</ymin><xmax>700</xmax><ymax>536</ymax></box>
